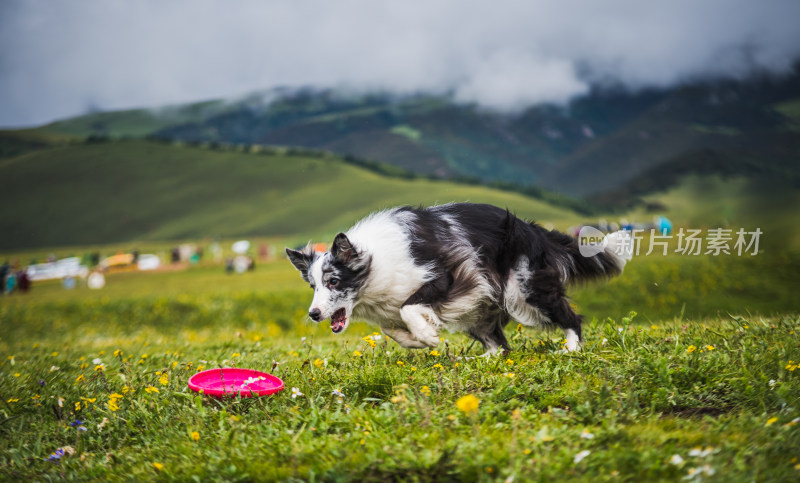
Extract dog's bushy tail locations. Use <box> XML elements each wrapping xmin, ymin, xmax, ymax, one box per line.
<box><xmin>545</xmin><ymin>229</ymin><xmax>633</xmax><ymax>285</ymax></box>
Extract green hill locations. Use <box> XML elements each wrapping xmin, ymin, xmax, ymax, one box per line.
<box><xmin>0</xmin><ymin>138</ymin><xmax>583</xmax><ymax>250</ymax></box>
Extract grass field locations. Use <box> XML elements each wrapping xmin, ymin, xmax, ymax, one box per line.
<box><xmin>1</xmin><ymin>127</ymin><xmax>799</xmax><ymax>480</ymax></box>
<box><xmin>2</xmin><ymin>247</ymin><xmax>799</xmax><ymax>481</ymax></box>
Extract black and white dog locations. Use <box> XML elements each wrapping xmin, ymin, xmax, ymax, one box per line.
<box><xmin>287</xmin><ymin>203</ymin><xmax>631</xmax><ymax>354</ymax></box>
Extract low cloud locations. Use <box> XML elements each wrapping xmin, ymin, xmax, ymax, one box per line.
<box><xmin>1</xmin><ymin>0</ymin><xmax>799</xmax><ymax>127</ymax></box>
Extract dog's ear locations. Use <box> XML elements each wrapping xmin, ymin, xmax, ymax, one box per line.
<box><xmin>331</xmin><ymin>233</ymin><xmax>359</xmax><ymax>265</ymax></box>
<box><xmin>286</xmin><ymin>246</ymin><xmax>315</xmax><ymax>282</ymax></box>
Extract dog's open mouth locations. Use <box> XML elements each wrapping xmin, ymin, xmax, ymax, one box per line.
<box><xmin>331</xmin><ymin>308</ymin><xmax>347</xmax><ymax>333</ymax></box>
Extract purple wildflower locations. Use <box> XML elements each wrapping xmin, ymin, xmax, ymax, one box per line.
<box><xmin>38</xmin><ymin>379</ymin><xmax>46</xmax><ymax>386</ymax></box>
<box><xmin>46</xmin><ymin>448</ymin><xmax>64</xmax><ymax>462</ymax></box>
<box><xmin>70</xmin><ymin>419</ymin><xmax>83</xmax><ymax>427</ymax></box>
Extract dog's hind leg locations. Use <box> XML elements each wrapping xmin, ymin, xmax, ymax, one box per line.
<box><xmin>506</xmin><ymin>258</ymin><xmax>583</xmax><ymax>352</ymax></box>
<box><xmin>527</xmin><ymin>266</ymin><xmax>583</xmax><ymax>351</ymax></box>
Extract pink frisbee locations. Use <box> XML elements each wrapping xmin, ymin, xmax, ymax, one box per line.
<box><xmin>188</xmin><ymin>368</ymin><xmax>284</xmax><ymax>398</ymax></box>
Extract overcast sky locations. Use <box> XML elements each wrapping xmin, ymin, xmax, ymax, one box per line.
<box><xmin>1</xmin><ymin>0</ymin><xmax>799</xmax><ymax>128</ymax></box>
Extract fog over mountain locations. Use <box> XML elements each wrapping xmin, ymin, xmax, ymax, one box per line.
<box><xmin>1</xmin><ymin>0</ymin><xmax>799</xmax><ymax>127</ymax></box>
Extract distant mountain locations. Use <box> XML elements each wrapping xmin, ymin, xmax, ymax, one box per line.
<box><xmin>39</xmin><ymin>68</ymin><xmax>800</xmax><ymax>198</ymax></box>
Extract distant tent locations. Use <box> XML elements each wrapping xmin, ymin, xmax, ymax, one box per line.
<box><xmin>656</xmin><ymin>216</ymin><xmax>673</xmax><ymax>235</ymax></box>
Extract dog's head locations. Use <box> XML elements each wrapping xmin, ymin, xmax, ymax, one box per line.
<box><xmin>286</xmin><ymin>233</ymin><xmax>370</xmax><ymax>334</ymax></box>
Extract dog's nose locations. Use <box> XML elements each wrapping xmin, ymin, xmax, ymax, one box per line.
<box><xmin>309</xmin><ymin>308</ymin><xmax>322</xmax><ymax>322</ymax></box>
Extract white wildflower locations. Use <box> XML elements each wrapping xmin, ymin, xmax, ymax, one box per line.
<box><xmin>670</xmin><ymin>454</ymin><xmax>685</xmax><ymax>465</ymax></box>
<box><xmin>688</xmin><ymin>447</ymin><xmax>714</xmax><ymax>458</ymax></box>
<box><xmin>574</xmin><ymin>450</ymin><xmax>591</xmax><ymax>464</ymax></box>
<box><xmin>291</xmin><ymin>387</ymin><xmax>303</xmax><ymax>399</ymax></box>
<box><xmin>580</xmin><ymin>430</ymin><xmax>594</xmax><ymax>439</ymax></box>
<box><xmin>92</xmin><ymin>358</ymin><xmax>103</xmax><ymax>364</ymax></box>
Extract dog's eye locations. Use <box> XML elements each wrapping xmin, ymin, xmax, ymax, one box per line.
<box><xmin>329</xmin><ymin>277</ymin><xmax>340</xmax><ymax>288</ymax></box>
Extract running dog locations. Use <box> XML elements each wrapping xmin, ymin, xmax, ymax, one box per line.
<box><xmin>286</xmin><ymin>203</ymin><xmax>631</xmax><ymax>354</ymax></box>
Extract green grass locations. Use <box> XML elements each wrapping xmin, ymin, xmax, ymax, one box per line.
<box><xmin>0</xmin><ymin>139</ymin><xmax>583</xmax><ymax>250</ymax></box>
<box><xmin>1</xmin><ymin>251</ymin><xmax>799</xmax><ymax>481</ymax></box>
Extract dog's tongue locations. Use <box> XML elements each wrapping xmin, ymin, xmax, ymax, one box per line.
<box><xmin>331</xmin><ymin>308</ymin><xmax>347</xmax><ymax>333</ymax></box>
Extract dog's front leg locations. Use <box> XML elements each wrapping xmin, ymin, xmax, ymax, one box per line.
<box><xmin>399</xmin><ymin>305</ymin><xmax>440</xmax><ymax>348</ymax></box>
<box><xmin>382</xmin><ymin>325</ymin><xmax>429</xmax><ymax>349</ymax></box>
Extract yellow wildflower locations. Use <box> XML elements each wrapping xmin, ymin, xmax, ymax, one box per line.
<box><xmin>159</xmin><ymin>373</ymin><xmax>169</xmax><ymax>386</ymax></box>
<box><xmin>313</xmin><ymin>358</ymin><xmax>324</xmax><ymax>368</ymax></box>
<box><xmin>113</xmin><ymin>349</ymin><xmax>123</xmax><ymax>357</ymax></box>
<box><xmin>13</xmin><ymin>373</ymin><xmax>20</xmax><ymax>378</ymax></box>
<box><xmin>429</xmin><ymin>350</ymin><xmax>440</xmax><ymax>356</ymax></box>
<box><xmin>410</xmin><ymin>366</ymin><xmax>417</xmax><ymax>371</ymax></box>
<box><xmin>433</xmin><ymin>363</ymin><xmax>444</xmax><ymax>370</ymax></box>
<box><xmin>7</xmin><ymin>398</ymin><xmax>19</xmax><ymax>403</ymax></box>
<box><xmin>420</xmin><ymin>386</ymin><xmax>431</xmax><ymax>397</ymax></box>
<box><xmin>353</xmin><ymin>350</ymin><xmax>362</xmax><ymax>357</ymax></box>
<box><xmin>75</xmin><ymin>374</ymin><xmax>85</xmax><ymax>383</ymax></box>
<box><xmin>152</xmin><ymin>462</ymin><xmax>164</xmax><ymax>471</ymax></box>
<box><xmin>145</xmin><ymin>385</ymin><xmax>159</xmax><ymax>394</ymax></box>
<box><xmin>705</xmin><ymin>345</ymin><xmax>715</xmax><ymax>351</ymax></box>
<box><xmin>51</xmin><ymin>352</ymin><xmax>59</xmax><ymax>357</ymax></box>
<box><xmin>81</xmin><ymin>397</ymin><xmax>96</xmax><ymax>403</ymax></box>
<box><xmin>75</xmin><ymin>401</ymin><xmax>81</xmax><ymax>411</ymax></box>
<box><xmin>94</xmin><ymin>364</ymin><xmax>105</xmax><ymax>372</ymax></box>
<box><xmin>456</xmin><ymin>394</ymin><xmax>480</xmax><ymax>415</ymax></box>
<box><xmin>686</xmin><ymin>345</ymin><xmax>696</xmax><ymax>353</ymax></box>
<box><xmin>506</xmin><ymin>359</ymin><xmax>514</xmax><ymax>366</ymax></box>
<box><xmin>766</xmin><ymin>417</ymin><xmax>778</xmax><ymax>426</ymax></box>
<box><xmin>191</xmin><ymin>431</ymin><xmax>200</xmax><ymax>442</ymax></box>
<box><xmin>80</xmin><ymin>363</ymin><xmax>88</xmax><ymax>370</ymax></box>
<box><xmin>232</xmin><ymin>352</ymin><xmax>240</xmax><ymax>358</ymax></box>
<box><xmin>397</xmin><ymin>361</ymin><xmax>405</xmax><ymax>366</ymax></box>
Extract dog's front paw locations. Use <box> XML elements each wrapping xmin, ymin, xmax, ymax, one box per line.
<box><xmin>418</xmin><ymin>332</ymin><xmax>440</xmax><ymax>348</ymax></box>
